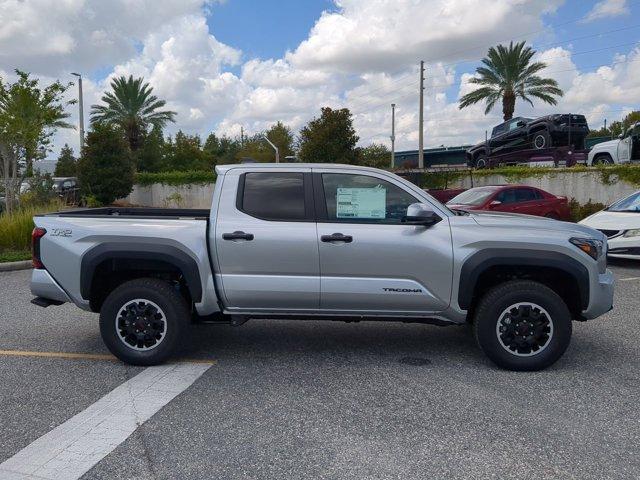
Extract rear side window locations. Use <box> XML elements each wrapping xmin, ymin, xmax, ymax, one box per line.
<box><xmin>239</xmin><ymin>172</ymin><xmax>306</xmax><ymax>221</ymax></box>
<box><xmin>515</xmin><ymin>188</ymin><xmax>537</xmax><ymax>202</ymax></box>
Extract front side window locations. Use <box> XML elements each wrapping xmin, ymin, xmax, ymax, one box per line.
<box><xmin>495</xmin><ymin>189</ymin><xmax>517</xmax><ymax>204</ymax></box>
<box><xmin>240</xmin><ymin>172</ymin><xmax>306</xmax><ymax>221</ymax></box>
<box><xmin>321</xmin><ymin>174</ymin><xmax>418</xmax><ymax>223</ymax></box>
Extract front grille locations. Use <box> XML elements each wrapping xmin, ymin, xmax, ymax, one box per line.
<box><xmin>598</xmin><ymin>229</ymin><xmax>623</xmax><ymax>239</ymax></box>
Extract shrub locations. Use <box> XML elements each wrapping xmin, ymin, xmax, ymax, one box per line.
<box><xmin>77</xmin><ymin>123</ymin><xmax>134</xmax><ymax>205</ymax></box>
<box><xmin>569</xmin><ymin>198</ymin><xmax>607</xmax><ymax>222</ymax></box>
<box><xmin>0</xmin><ymin>201</ymin><xmax>62</xmax><ymax>252</ymax></box>
<box><xmin>135</xmin><ymin>170</ymin><xmax>216</xmax><ymax>186</ymax></box>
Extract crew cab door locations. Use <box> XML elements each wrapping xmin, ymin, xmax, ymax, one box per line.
<box><xmin>313</xmin><ymin>169</ymin><xmax>453</xmax><ymax>314</ymax></box>
<box><xmin>214</xmin><ymin>168</ymin><xmax>319</xmax><ymax>311</ymax></box>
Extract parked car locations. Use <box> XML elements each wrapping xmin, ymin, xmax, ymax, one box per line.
<box><xmin>446</xmin><ymin>185</ymin><xmax>571</xmax><ymax>220</ymax></box>
<box><xmin>587</xmin><ymin>122</ymin><xmax>640</xmax><ymax>165</ymax></box>
<box><xmin>52</xmin><ymin>177</ymin><xmax>80</xmax><ymax>205</ymax></box>
<box><xmin>30</xmin><ymin>163</ymin><xmax>613</xmax><ymax>371</ymax></box>
<box><xmin>579</xmin><ymin>190</ymin><xmax>640</xmax><ymax>259</ymax></box>
<box><xmin>467</xmin><ymin>114</ymin><xmax>590</xmax><ymax>168</ymax></box>
<box><xmin>426</xmin><ymin>188</ymin><xmax>466</xmax><ymax>204</ymax></box>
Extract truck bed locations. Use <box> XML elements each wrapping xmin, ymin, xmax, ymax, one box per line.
<box><xmin>38</xmin><ymin>207</ymin><xmax>210</xmax><ymax>220</ymax></box>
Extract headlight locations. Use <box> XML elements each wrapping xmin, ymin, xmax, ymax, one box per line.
<box><xmin>623</xmin><ymin>229</ymin><xmax>640</xmax><ymax>238</ymax></box>
<box><xmin>570</xmin><ymin>237</ymin><xmax>604</xmax><ymax>260</ymax></box>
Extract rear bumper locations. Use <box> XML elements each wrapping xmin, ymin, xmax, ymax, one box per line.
<box><xmin>30</xmin><ymin>269</ymin><xmax>71</xmax><ymax>304</ymax></box>
<box><xmin>581</xmin><ymin>269</ymin><xmax>614</xmax><ymax>320</ymax></box>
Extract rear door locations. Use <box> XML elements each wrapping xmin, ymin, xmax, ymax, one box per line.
<box><xmin>313</xmin><ymin>168</ymin><xmax>453</xmax><ymax>314</ymax></box>
<box><xmin>512</xmin><ymin>187</ymin><xmax>540</xmax><ymax>215</ymax></box>
<box><xmin>214</xmin><ymin>168</ymin><xmax>320</xmax><ymax>311</ymax></box>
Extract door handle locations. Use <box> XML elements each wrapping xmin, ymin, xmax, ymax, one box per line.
<box><xmin>321</xmin><ymin>233</ymin><xmax>353</xmax><ymax>243</ymax></box>
<box><xmin>222</xmin><ymin>231</ymin><xmax>254</xmax><ymax>241</ymax></box>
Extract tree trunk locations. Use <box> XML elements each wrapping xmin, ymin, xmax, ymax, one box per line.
<box><xmin>0</xmin><ymin>142</ymin><xmax>17</xmax><ymax>216</ymax></box>
<box><xmin>502</xmin><ymin>90</ymin><xmax>516</xmax><ymax>121</ymax></box>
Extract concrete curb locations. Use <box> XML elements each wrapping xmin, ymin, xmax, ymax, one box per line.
<box><xmin>0</xmin><ymin>260</ymin><xmax>32</xmax><ymax>272</ymax></box>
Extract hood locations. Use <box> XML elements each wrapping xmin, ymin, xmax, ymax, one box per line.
<box><xmin>469</xmin><ymin>210</ymin><xmax>603</xmax><ymax>238</ymax></box>
<box><xmin>579</xmin><ymin>210</ymin><xmax>640</xmax><ymax>230</ymax></box>
<box><xmin>590</xmin><ymin>138</ymin><xmax>619</xmax><ymax>151</ymax></box>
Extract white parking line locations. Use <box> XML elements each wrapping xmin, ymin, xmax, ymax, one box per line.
<box><xmin>0</xmin><ymin>363</ymin><xmax>212</xmax><ymax>480</ymax></box>
<box><xmin>619</xmin><ymin>276</ymin><xmax>640</xmax><ymax>282</ymax></box>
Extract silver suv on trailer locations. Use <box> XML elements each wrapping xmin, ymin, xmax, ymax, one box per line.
<box><xmin>30</xmin><ymin>164</ymin><xmax>614</xmax><ymax>370</ymax></box>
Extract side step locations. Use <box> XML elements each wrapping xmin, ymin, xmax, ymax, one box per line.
<box><xmin>31</xmin><ymin>297</ymin><xmax>64</xmax><ymax>308</ymax></box>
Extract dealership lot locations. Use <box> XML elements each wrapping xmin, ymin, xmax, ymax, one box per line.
<box><xmin>1</xmin><ymin>262</ymin><xmax>639</xmax><ymax>479</ymax></box>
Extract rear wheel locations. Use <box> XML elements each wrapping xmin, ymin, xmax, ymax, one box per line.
<box><xmin>99</xmin><ymin>278</ymin><xmax>190</xmax><ymax>365</ymax></box>
<box><xmin>532</xmin><ymin>131</ymin><xmax>551</xmax><ymax>149</ymax></box>
<box><xmin>473</xmin><ymin>280</ymin><xmax>572</xmax><ymax>371</ymax></box>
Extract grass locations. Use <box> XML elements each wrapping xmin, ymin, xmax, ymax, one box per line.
<box><xmin>0</xmin><ymin>249</ymin><xmax>31</xmax><ymax>263</ymax></box>
<box><xmin>0</xmin><ymin>201</ymin><xmax>63</xmax><ymax>259</ymax></box>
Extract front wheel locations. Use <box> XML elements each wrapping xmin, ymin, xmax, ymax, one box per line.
<box><xmin>473</xmin><ymin>280</ymin><xmax>572</xmax><ymax>371</ymax></box>
<box><xmin>99</xmin><ymin>278</ymin><xmax>190</xmax><ymax>365</ymax></box>
<box><xmin>532</xmin><ymin>131</ymin><xmax>551</xmax><ymax>149</ymax></box>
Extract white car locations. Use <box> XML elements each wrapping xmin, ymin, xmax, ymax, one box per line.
<box><xmin>587</xmin><ymin>122</ymin><xmax>640</xmax><ymax>165</ymax></box>
<box><xmin>580</xmin><ymin>190</ymin><xmax>640</xmax><ymax>259</ymax></box>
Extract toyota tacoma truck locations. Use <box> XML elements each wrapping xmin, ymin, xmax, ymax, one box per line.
<box><xmin>467</xmin><ymin>114</ymin><xmax>590</xmax><ymax>168</ymax></box>
<box><xmin>30</xmin><ymin>164</ymin><xmax>614</xmax><ymax>371</ymax></box>
<box><xmin>587</xmin><ymin>122</ymin><xmax>640</xmax><ymax>165</ymax></box>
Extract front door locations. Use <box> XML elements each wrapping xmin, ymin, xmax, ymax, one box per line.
<box><xmin>214</xmin><ymin>169</ymin><xmax>319</xmax><ymax>311</ymax></box>
<box><xmin>313</xmin><ymin>169</ymin><xmax>453</xmax><ymax>314</ymax></box>
<box><xmin>618</xmin><ymin>128</ymin><xmax>633</xmax><ymax>163</ymax></box>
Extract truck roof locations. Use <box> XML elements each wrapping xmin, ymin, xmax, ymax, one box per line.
<box><xmin>215</xmin><ymin>163</ymin><xmax>385</xmax><ymax>174</ymax></box>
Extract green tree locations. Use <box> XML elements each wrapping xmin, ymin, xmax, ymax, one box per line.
<box><xmin>204</xmin><ymin>133</ymin><xmax>242</xmax><ymax>165</ymax></box>
<box><xmin>54</xmin><ymin>144</ymin><xmax>77</xmax><ymax>176</ymax></box>
<box><xmin>135</xmin><ymin>125</ymin><xmax>165</xmax><ymax>172</ymax></box>
<box><xmin>357</xmin><ymin>143</ymin><xmax>390</xmax><ymax>169</ymax></box>
<box><xmin>587</xmin><ymin>111</ymin><xmax>640</xmax><ymax>139</ymax></box>
<box><xmin>77</xmin><ymin>123</ymin><xmax>134</xmax><ymax>205</ymax></box>
<box><xmin>0</xmin><ymin>70</ymin><xmax>73</xmax><ymax>214</ymax></box>
<box><xmin>164</xmin><ymin>131</ymin><xmax>209</xmax><ymax>171</ymax></box>
<box><xmin>90</xmin><ymin>75</ymin><xmax>176</xmax><ymax>151</ymax></box>
<box><xmin>459</xmin><ymin>41</ymin><xmax>563</xmax><ymax>121</ymax></box>
<box><xmin>265</xmin><ymin>121</ymin><xmax>294</xmax><ymax>159</ymax></box>
<box><xmin>298</xmin><ymin>107</ymin><xmax>359</xmax><ymax>164</ymax></box>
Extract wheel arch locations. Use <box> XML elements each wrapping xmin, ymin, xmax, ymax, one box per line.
<box><xmin>458</xmin><ymin>249</ymin><xmax>589</xmax><ymax>318</ymax></box>
<box><xmin>80</xmin><ymin>243</ymin><xmax>202</xmax><ymax>312</ymax></box>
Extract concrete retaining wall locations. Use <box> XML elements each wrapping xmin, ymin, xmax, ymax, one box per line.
<box><xmin>121</xmin><ymin>171</ymin><xmax>638</xmax><ymax>208</ymax></box>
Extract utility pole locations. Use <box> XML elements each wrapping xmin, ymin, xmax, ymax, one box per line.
<box><xmin>240</xmin><ymin>126</ymin><xmax>244</xmax><ymax>146</ymax></box>
<box><xmin>390</xmin><ymin>103</ymin><xmax>396</xmax><ymax>169</ymax></box>
<box><xmin>262</xmin><ymin>134</ymin><xmax>280</xmax><ymax>163</ymax></box>
<box><xmin>418</xmin><ymin>60</ymin><xmax>425</xmax><ymax>169</ymax></box>
<box><xmin>71</xmin><ymin>73</ymin><xmax>85</xmax><ymax>150</ymax></box>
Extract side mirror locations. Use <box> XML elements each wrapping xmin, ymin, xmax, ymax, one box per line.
<box><xmin>618</xmin><ymin>133</ymin><xmax>624</xmax><ymax>139</ymax></box>
<box><xmin>489</xmin><ymin>200</ymin><xmax>502</xmax><ymax>208</ymax></box>
<box><xmin>516</xmin><ymin>121</ymin><xmax>526</xmax><ymax>127</ymax></box>
<box><xmin>402</xmin><ymin>203</ymin><xmax>442</xmax><ymax>227</ymax></box>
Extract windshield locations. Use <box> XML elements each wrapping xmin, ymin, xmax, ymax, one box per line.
<box><xmin>447</xmin><ymin>187</ymin><xmax>498</xmax><ymax>206</ymax></box>
<box><xmin>607</xmin><ymin>191</ymin><xmax>640</xmax><ymax>212</ymax></box>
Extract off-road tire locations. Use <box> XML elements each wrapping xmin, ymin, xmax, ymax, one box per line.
<box><xmin>473</xmin><ymin>280</ymin><xmax>572</xmax><ymax>371</ymax></box>
<box><xmin>99</xmin><ymin>278</ymin><xmax>190</xmax><ymax>366</ymax></box>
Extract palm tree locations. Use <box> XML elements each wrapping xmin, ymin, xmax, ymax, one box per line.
<box><xmin>459</xmin><ymin>41</ymin><xmax>563</xmax><ymax>121</ymax></box>
<box><xmin>91</xmin><ymin>75</ymin><xmax>176</xmax><ymax>150</ymax></box>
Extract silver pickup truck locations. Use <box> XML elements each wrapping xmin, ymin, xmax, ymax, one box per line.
<box><xmin>30</xmin><ymin>164</ymin><xmax>614</xmax><ymax>371</ymax></box>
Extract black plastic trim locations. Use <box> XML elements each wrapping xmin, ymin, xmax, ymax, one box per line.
<box><xmin>458</xmin><ymin>249</ymin><xmax>590</xmax><ymax>310</ymax></box>
<box><xmin>37</xmin><ymin>207</ymin><xmax>209</xmax><ymax>220</ymax></box>
<box><xmin>80</xmin><ymin>243</ymin><xmax>202</xmax><ymax>303</ymax></box>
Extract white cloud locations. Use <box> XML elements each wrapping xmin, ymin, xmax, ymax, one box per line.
<box><xmin>3</xmin><ymin>0</ymin><xmax>640</xmax><ymax>161</ymax></box>
<box><xmin>582</xmin><ymin>0</ymin><xmax>629</xmax><ymax>22</ymax></box>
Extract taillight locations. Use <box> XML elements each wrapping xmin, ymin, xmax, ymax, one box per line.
<box><xmin>32</xmin><ymin>227</ymin><xmax>47</xmax><ymax>269</ymax></box>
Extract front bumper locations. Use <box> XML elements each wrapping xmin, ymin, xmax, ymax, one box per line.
<box><xmin>30</xmin><ymin>269</ymin><xmax>71</xmax><ymax>304</ymax></box>
<box><xmin>581</xmin><ymin>269</ymin><xmax>614</xmax><ymax>320</ymax></box>
<box><xmin>607</xmin><ymin>234</ymin><xmax>640</xmax><ymax>259</ymax></box>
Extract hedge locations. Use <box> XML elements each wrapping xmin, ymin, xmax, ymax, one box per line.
<box><xmin>135</xmin><ymin>170</ymin><xmax>217</xmax><ymax>186</ymax></box>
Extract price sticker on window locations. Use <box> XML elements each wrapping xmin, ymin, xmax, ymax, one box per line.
<box><xmin>336</xmin><ymin>187</ymin><xmax>386</xmax><ymax>219</ymax></box>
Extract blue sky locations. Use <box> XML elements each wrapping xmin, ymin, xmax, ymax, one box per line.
<box><xmin>2</xmin><ymin>0</ymin><xmax>638</xmax><ymax>156</ymax></box>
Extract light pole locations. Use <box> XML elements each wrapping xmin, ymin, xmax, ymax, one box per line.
<box><xmin>262</xmin><ymin>134</ymin><xmax>280</xmax><ymax>163</ymax></box>
<box><xmin>71</xmin><ymin>73</ymin><xmax>85</xmax><ymax>150</ymax></box>
<box><xmin>390</xmin><ymin>103</ymin><xmax>396</xmax><ymax>169</ymax></box>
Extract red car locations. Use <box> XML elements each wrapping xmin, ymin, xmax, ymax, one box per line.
<box><xmin>446</xmin><ymin>185</ymin><xmax>571</xmax><ymax>220</ymax></box>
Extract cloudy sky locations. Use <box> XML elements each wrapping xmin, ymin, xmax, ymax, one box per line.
<box><xmin>1</xmin><ymin>0</ymin><xmax>639</xmax><ymax>160</ymax></box>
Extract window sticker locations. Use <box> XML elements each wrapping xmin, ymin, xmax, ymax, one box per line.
<box><xmin>336</xmin><ymin>187</ymin><xmax>386</xmax><ymax>219</ymax></box>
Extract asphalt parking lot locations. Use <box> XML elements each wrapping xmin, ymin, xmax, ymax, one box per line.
<box><xmin>1</xmin><ymin>261</ymin><xmax>639</xmax><ymax>480</ymax></box>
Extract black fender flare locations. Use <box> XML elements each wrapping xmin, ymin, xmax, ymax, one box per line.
<box><xmin>80</xmin><ymin>242</ymin><xmax>202</xmax><ymax>303</ymax></box>
<box><xmin>458</xmin><ymin>249</ymin><xmax>590</xmax><ymax>310</ymax></box>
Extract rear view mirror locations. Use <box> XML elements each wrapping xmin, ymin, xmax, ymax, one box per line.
<box><xmin>402</xmin><ymin>203</ymin><xmax>442</xmax><ymax>227</ymax></box>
